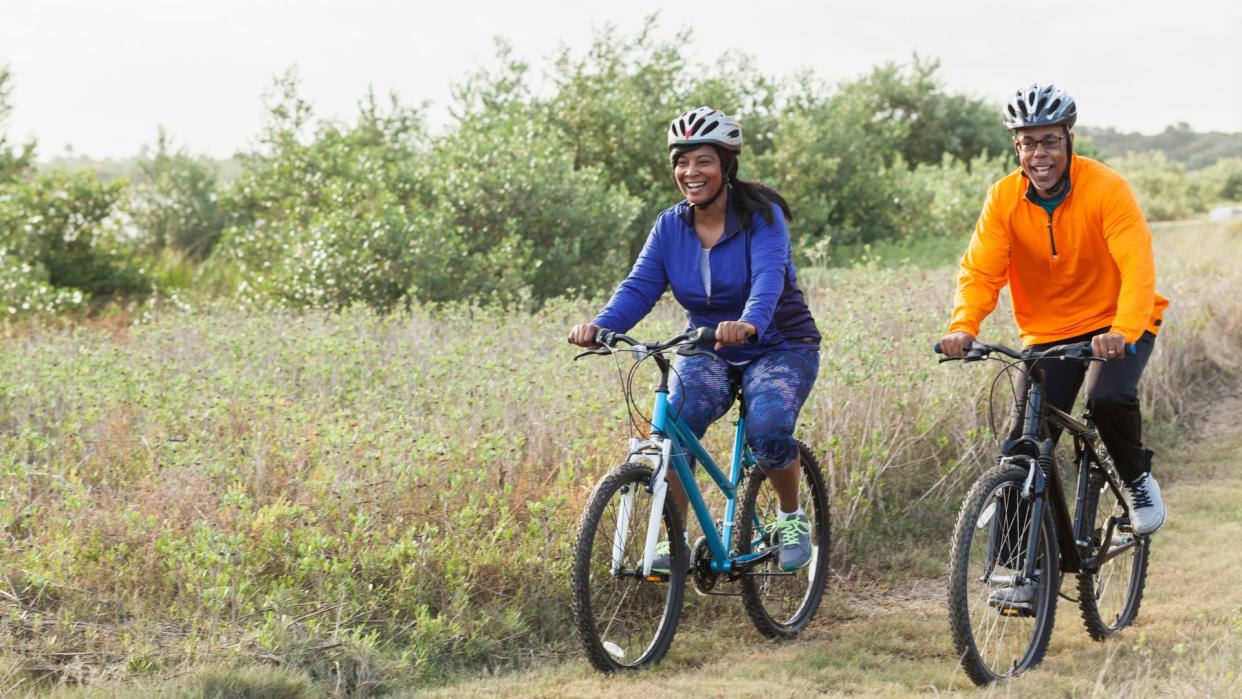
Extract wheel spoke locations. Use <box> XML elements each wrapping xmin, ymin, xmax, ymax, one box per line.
<box><xmin>1077</xmin><ymin>470</ymin><xmax>1147</xmax><ymax>639</ymax></box>
<box><xmin>572</xmin><ymin>463</ymin><xmax>684</xmax><ymax>671</ymax></box>
<box><xmin>738</xmin><ymin>444</ymin><xmax>830</xmax><ymax>638</ymax></box>
<box><xmin>951</xmin><ymin>466</ymin><xmax>1057</xmax><ymax>684</ymax></box>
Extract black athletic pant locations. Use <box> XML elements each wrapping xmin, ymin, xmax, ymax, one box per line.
<box><xmin>1021</xmin><ymin>327</ymin><xmax>1157</xmax><ymax>483</ymax></box>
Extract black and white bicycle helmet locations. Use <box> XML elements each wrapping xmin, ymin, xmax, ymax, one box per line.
<box><xmin>668</xmin><ymin>107</ymin><xmax>743</xmax><ymax>152</ymax></box>
<box><xmin>1002</xmin><ymin>84</ymin><xmax>1078</xmax><ymax>131</ymax></box>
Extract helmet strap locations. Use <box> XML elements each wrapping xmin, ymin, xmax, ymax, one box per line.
<box><xmin>690</xmin><ymin>149</ymin><xmax>737</xmax><ymax>212</ymax></box>
<box><xmin>1053</xmin><ymin>125</ymin><xmax>1074</xmax><ymax>194</ymax></box>
<box><xmin>695</xmin><ymin>180</ymin><xmax>729</xmax><ymax>211</ymax></box>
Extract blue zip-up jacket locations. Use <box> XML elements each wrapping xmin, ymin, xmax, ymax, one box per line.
<box><xmin>592</xmin><ymin>198</ymin><xmax>821</xmax><ymax>363</ymax></box>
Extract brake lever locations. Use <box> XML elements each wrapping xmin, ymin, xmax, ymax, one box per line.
<box><xmin>573</xmin><ymin>348</ymin><xmax>611</xmax><ymax>361</ymax></box>
<box><xmin>938</xmin><ymin>356</ymin><xmax>962</xmax><ymax>364</ymax></box>
<box><xmin>676</xmin><ymin>346</ymin><xmax>718</xmax><ymax>359</ymax></box>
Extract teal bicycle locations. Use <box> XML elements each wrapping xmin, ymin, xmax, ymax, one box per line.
<box><xmin>570</xmin><ymin>327</ymin><xmax>830</xmax><ymax>672</ymax></box>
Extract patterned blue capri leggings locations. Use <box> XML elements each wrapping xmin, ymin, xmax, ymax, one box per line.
<box><xmin>668</xmin><ymin>346</ymin><xmax>819</xmax><ymax>471</ymax></box>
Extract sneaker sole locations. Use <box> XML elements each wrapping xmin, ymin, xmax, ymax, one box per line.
<box><xmin>1132</xmin><ymin>510</ymin><xmax>1167</xmax><ymax>537</ymax></box>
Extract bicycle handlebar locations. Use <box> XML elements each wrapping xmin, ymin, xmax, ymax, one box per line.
<box><xmin>932</xmin><ymin>339</ymin><xmax>1136</xmax><ymax>364</ymax></box>
<box><xmin>595</xmin><ymin>326</ymin><xmax>716</xmax><ymax>351</ymax></box>
<box><xmin>572</xmin><ymin>326</ymin><xmax>717</xmax><ymax>361</ymax></box>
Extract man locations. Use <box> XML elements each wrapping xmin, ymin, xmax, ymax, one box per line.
<box><xmin>939</xmin><ymin>84</ymin><xmax>1170</xmax><ymax>551</ymax></box>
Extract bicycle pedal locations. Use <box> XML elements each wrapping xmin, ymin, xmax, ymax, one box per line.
<box><xmin>990</xmin><ymin>600</ymin><xmax>1034</xmax><ymax>617</ymax></box>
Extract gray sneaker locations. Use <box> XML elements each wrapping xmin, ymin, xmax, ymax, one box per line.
<box><xmin>768</xmin><ymin>513</ymin><xmax>813</xmax><ymax>571</ymax></box>
<box><xmin>1122</xmin><ymin>473</ymin><xmax>1167</xmax><ymax>536</ymax></box>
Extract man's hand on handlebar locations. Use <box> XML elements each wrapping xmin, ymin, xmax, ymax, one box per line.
<box><xmin>1090</xmin><ymin>332</ymin><xmax>1127</xmax><ymax>360</ymax></box>
<box><xmin>937</xmin><ymin>331</ymin><xmax>976</xmax><ymax>358</ymax></box>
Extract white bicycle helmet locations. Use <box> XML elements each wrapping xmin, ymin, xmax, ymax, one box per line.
<box><xmin>1003</xmin><ymin>83</ymin><xmax>1078</xmax><ymax>131</ymax></box>
<box><xmin>668</xmin><ymin>107</ymin><xmax>743</xmax><ymax>152</ymax></box>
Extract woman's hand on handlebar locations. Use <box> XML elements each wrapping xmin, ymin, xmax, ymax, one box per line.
<box><xmin>568</xmin><ymin>323</ymin><xmax>602</xmax><ymax>348</ymax></box>
<box><xmin>938</xmin><ymin>331</ymin><xmax>976</xmax><ymax>357</ymax></box>
<box><xmin>714</xmin><ymin>321</ymin><xmax>756</xmax><ymax>350</ymax></box>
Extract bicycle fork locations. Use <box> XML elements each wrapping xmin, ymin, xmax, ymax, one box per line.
<box><xmin>609</xmin><ymin>437</ymin><xmax>675</xmax><ymax>578</ymax></box>
<box><xmin>983</xmin><ymin>455</ymin><xmax>1047</xmax><ymax>593</ymax></box>
<box><xmin>641</xmin><ymin>437</ymin><xmax>674</xmax><ymax>577</ymax></box>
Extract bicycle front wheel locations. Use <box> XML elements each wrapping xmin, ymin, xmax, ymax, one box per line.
<box><xmin>737</xmin><ymin>441</ymin><xmax>830</xmax><ymax>639</ymax></box>
<box><xmin>948</xmin><ymin>463</ymin><xmax>1059</xmax><ymax>686</ymax></box>
<box><xmin>570</xmin><ymin>461</ymin><xmax>687</xmax><ymax>672</ymax></box>
<box><xmin>1077</xmin><ymin>466</ymin><xmax>1149</xmax><ymax>640</ymax></box>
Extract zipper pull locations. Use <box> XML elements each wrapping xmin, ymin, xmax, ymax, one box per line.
<box><xmin>1046</xmin><ymin>220</ymin><xmax>1059</xmax><ymax>260</ymax></box>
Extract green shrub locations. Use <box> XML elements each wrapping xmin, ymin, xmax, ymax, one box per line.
<box><xmin>221</xmin><ymin>71</ymin><xmax>640</xmax><ymax>310</ymax></box>
<box><xmin>410</xmin><ymin>105</ymin><xmax>641</xmax><ymax>305</ymax></box>
<box><xmin>752</xmin><ymin>62</ymin><xmax>1014</xmax><ymax>257</ymax></box>
<box><xmin>220</xmin><ymin>73</ymin><xmax>429</xmax><ymax>311</ymax></box>
<box><xmin>0</xmin><ymin>254</ymin><xmax>87</xmax><ymax>317</ymax></box>
<box><xmin>529</xmin><ymin>20</ymin><xmax>781</xmax><ymax>257</ymax></box>
<box><xmin>1193</xmin><ymin>157</ymin><xmax>1242</xmax><ymax>204</ymax></box>
<box><xmin>0</xmin><ymin>170</ymin><xmax>148</xmax><ymax>306</ymax></box>
<box><xmin>127</xmin><ymin>129</ymin><xmax>226</xmax><ymax>260</ymax></box>
<box><xmin>1111</xmin><ymin>150</ymin><xmax>1205</xmax><ymax>221</ymax></box>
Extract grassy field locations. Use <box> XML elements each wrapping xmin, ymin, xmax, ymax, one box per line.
<box><xmin>415</xmin><ymin>396</ymin><xmax>1242</xmax><ymax>698</ymax></box>
<box><xmin>1</xmin><ymin>220</ymin><xmax>1240</xmax><ymax>695</ymax></box>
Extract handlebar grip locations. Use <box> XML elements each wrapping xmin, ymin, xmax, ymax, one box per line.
<box><xmin>933</xmin><ymin>342</ymin><xmax>943</xmax><ymax>354</ymax></box>
<box><xmin>695</xmin><ymin>327</ymin><xmax>717</xmax><ymax>345</ymax></box>
<box><xmin>594</xmin><ymin>327</ymin><xmax>616</xmax><ymax>346</ymax></box>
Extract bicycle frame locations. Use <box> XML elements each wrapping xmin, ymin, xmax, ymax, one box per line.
<box><xmin>616</xmin><ymin>351</ymin><xmax>767</xmax><ymax>577</ymax></box>
<box><xmin>1002</xmin><ymin>359</ymin><xmax>1142</xmax><ymax>581</ymax></box>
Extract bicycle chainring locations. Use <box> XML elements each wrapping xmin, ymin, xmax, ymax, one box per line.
<box><xmin>691</xmin><ymin>536</ymin><xmax>719</xmax><ymax>595</ymax></box>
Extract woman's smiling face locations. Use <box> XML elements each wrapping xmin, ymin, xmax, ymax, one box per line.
<box><xmin>673</xmin><ymin>145</ymin><xmax>723</xmax><ymax>206</ymax></box>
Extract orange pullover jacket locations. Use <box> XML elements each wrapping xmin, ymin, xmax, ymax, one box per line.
<box><xmin>949</xmin><ymin>155</ymin><xmax>1168</xmax><ymax>346</ymax></box>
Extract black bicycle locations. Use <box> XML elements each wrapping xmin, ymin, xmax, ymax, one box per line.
<box><xmin>936</xmin><ymin>340</ymin><xmax>1150</xmax><ymax>685</ymax></box>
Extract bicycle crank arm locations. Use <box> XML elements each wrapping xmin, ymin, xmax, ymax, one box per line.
<box><xmin>1095</xmin><ymin>537</ymin><xmax>1140</xmax><ymax>566</ymax></box>
<box><xmin>732</xmin><ymin>545</ymin><xmax>779</xmax><ymax>569</ymax></box>
<box><xmin>612</xmin><ymin>568</ymin><xmax>671</xmax><ymax>582</ymax></box>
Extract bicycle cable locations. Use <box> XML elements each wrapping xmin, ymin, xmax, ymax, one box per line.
<box><xmin>981</xmin><ymin>344</ymin><xmax>1092</xmax><ymax>442</ymax></box>
<box><xmin>596</xmin><ymin>342</ymin><xmax>648</xmax><ymax>439</ymax></box>
<box><xmin>986</xmin><ymin>356</ymin><xmax>1026</xmax><ymax>441</ymax></box>
<box><xmin>616</xmin><ymin>337</ymin><xmax>709</xmax><ymax>438</ymax></box>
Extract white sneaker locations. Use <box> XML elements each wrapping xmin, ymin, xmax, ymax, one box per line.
<box><xmin>1123</xmin><ymin>473</ymin><xmax>1167</xmax><ymax>536</ymax></box>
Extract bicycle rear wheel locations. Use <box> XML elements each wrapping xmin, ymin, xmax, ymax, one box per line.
<box><xmin>948</xmin><ymin>463</ymin><xmax>1059</xmax><ymax>685</ymax></box>
<box><xmin>737</xmin><ymin>441</ymin><xmax>830</xmax><ymax>639</ymax></box>
<box><xmin>570</xmin><ymin>461</ymin><xmax>687</xmax><ymax>672</ymax></box>
<box><xmin>1077</xmin><ymin>466</ymin><xmax>1149</xmax><ymax>640</ymax></box>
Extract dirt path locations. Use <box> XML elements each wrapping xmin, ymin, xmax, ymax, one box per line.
<box><xmin>417</xmin><ymin>398</ymin><xmax>1242</xmax><ymax>698</ymax></box>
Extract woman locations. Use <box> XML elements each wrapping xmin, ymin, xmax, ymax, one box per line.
<box><xmin>568</xmin><ymin>107</ymin><xmax>822</xmax><ymax>572</ymax></box>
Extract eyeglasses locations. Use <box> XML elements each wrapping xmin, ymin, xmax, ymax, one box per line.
<box><xmin>1014</xmin><ymin>135</ymin><xmax>1065</xmax><ymax>153</ymax></box>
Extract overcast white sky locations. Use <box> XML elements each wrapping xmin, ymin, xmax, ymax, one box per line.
<box><xmin>2</xmin><ymin>0</ymin><xmax>1239</xmax><ymax>159</ymax></box>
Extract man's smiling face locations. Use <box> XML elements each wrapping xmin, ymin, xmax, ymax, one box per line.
<box><xmin>1015</xmin><ymin>124</ymin><xmax>1072</xmax><ymax>196</ymax></box>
